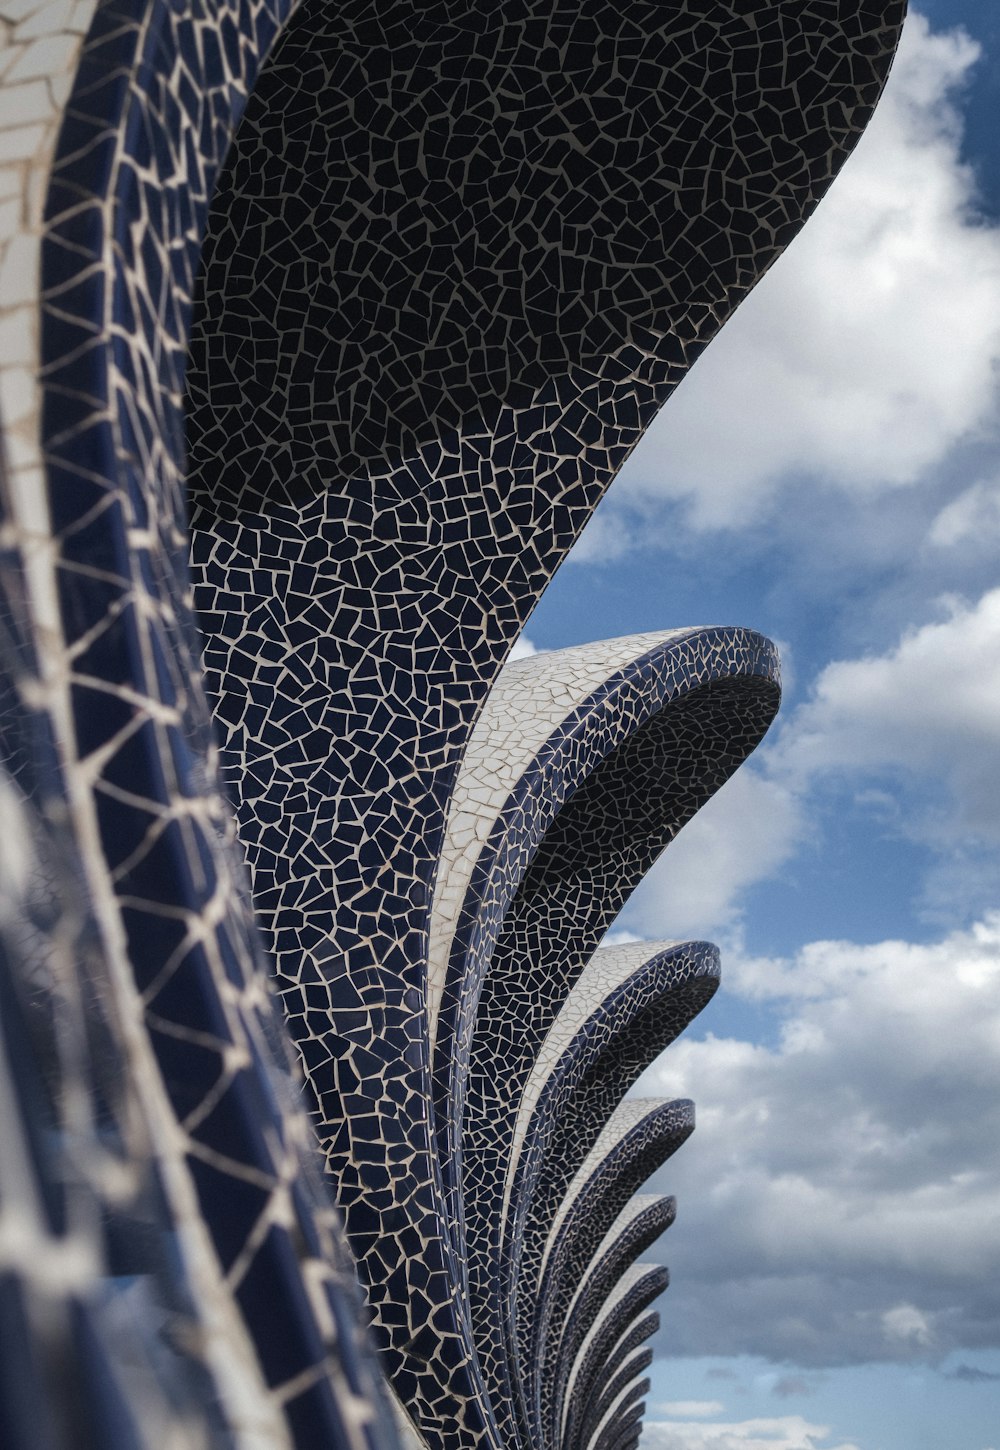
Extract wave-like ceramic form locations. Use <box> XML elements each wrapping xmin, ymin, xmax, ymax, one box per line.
<box><xmin>563</xmin><ymin>1265</ymin><xmax>669</xmax><ymax>1440</ymax></box>
<box><xmin>594</xmin><ymin>1396</ymin><xmax>648</xmax><ymax>1450</ymax></box>
<box><xmin>528</xmin><ymin>1101</ymin><xmax>692</xmax><ymax>1442</ymax></box>
<box><xmin>553</xmin><ymin>1196</ymin><xmax>674</xmax><ymax>1450</ymax></box>
<box><xmin>586</xmin><ymin>1375</ymin><xmax>652</xmax><ymax>1450</ymax></box>
<box><xmin>461</xmin><ymin>634</ymin><xmax>776</xmax><ymax>1446</ymax></box>
<box><xmin>510</xmin><ymin>941</ymin><xmax>717</xmax><ymax>1444</ymax></box>
<box><xmin>0</xmin><ymin>1</ymin><xmax>905</xmax><ymax>1445</ymax></box>
<box><xmin>578</xmin><ymin>1348</ymin><xmax>654</xmax><ymax>1450</ymax></box>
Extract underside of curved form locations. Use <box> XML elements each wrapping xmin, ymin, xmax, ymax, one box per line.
<box><xmin>594</xmin><ymin>1396</ymin><xmax>648</xmax><ymax>1450</ymax></box>
<box><xmin>509</xmin><ymin>943</ymin><xmax>717</xmax><ymax>1353</ymax></box>
<box><xmin>584</xmin><ymin>1371</ymin><xmax>652</xmax><ymax>1450</ymax></box>
<box><xmin>460</xmin><ymin>635</ymin><xmax>776</xmax><ymax>1445</ymax></box>
<box><xmin>526</xmin><ymin>1100</ymin><xmax>692</xmax><ymax>1443</ymax></box>
<box><xmin>578</xmin><ymin>1349</ymin><xmax>653</xmax><ymax>1450</ymax></box>
<box><xmin>552</xmin><ymin>1196</ymin><xmax>675</xmax><ymax>1448</ymax></box>
<box><xmin>0</xmin><ymin>1</ymin><xmax>906</xmax><ymax>1446</ymax></box>
<box><xmin>564</xmin><ymin>1263</ymin><xmax>670</xmax><ymax>1438</ymax></box>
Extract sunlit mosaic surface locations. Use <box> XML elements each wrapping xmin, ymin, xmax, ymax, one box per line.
<box><xmin>0</xmin><ymin>2</ymin><xmax>904</xmax><ymax>1447</ymax></box>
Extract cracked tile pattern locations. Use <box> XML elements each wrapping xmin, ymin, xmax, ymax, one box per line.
<box><xmin>511</xmin><ymin>943</ymin><xmax>716</xmax><ymax>1315</ymax></box>
<box><xmin>0</xmin><ymin>1</ymin><xmax>906</xmax><ymax>1446</ymax></box>
<box><xmin>428</xmin><ymin>629</ymin><xmax>702</xmax><ymax>1051</ymax></box>
<box><xmin>0</xmin><ymin>0</ymin><xmax>95</xmax><ymax>646</ymax></box>
<box><xmin>504</xmin><ymin>943</ymin><xmax>715</xmax><ymax>1449</ymax></box>
<box><xmin>0</xmin><ymin>737</ymin><xmax>231</xmax><ymax>1450</ymax></box>
<box><xmin>508</xmin><ymin>942</ymin><xmax>710</xmax><ymax>1201</ymax></box>
<box><xmin>582</xmin><ymin>1357</ymin><xmax>653</xmax><ymax>1450</ymax></box>
<box><xmin>553</xmin><ymin>1196</ymin><xmax>674</xmax><ymax>1450</ymax></box>
<box><xmin>527</xmin><ymin>1098</ymin><xmax>693</xmax><ymax>1443</ymax></box>
<box><xmin>2</xmin><ymin>0</ymin><xmax>402</xmax><ymax>1442</ymax></box>
<box><xmin>593</xmin><ymin>1389</ymin><xmax>648</xmax><ymax>1450</ymax></box>
<box><xmin>573</xmin><ymin>1345</ymin><xmax>649</xmax><ymax>1450</ymax></box>
<box><xmin>460</xmin><ymin>632</ymin><xmax>777</xmax><ymax>1449</ymax></box>
<box><xmin>563</xmin><ymin>1263</ymin><xmax>669</xmax><ymax>1436</ymax></box>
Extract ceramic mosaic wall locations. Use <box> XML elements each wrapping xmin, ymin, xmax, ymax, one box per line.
<box><xmin>0</xmin><ymin>2</ymin><xmax>905</xmax><ymax>1448</ymax></box>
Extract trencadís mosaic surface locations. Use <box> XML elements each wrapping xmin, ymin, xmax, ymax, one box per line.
<box><xmin>0</xmin><ymin>2</ymin><xmax>905</xmax><ymax>1447</ymax></box>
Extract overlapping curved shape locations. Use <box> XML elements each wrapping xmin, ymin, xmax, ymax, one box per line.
<box><xmin>0</xmin><ymin>0</ymin><xmax>905</xmax><ymax>1445</ymax></box>
<box><xmin>1</xmin><ymin>0</ymin><xmax>401</xmax><ymax>1442</ymax></box>
<box><xmin>578</xmin><ymin>1340</ymin><xmax>654</xmax><ymax>1450</ymax></box>
<box><xmin>595</xmin><ymin>1395</ymin><xmax>648</xmax><ymax>1450</ymax></box>
<box><xmin>525</xmin><ymin>1100</ymin><xmax>691</xmax><ymax>1444</ymax></box>
<box><xmin>509</xmin><ymin>943</ymin><xmax>718</xmax><ymax>1421</ymax></box>
<box><xmin>550</xmin><ymin>1195</ymin><xmax>675</xmax><ymax>1450</ymax></box>
<box><xmin>579</xmin><ymin>1348</ymin><xmax>654</xmax><ymax>1450</ymax></box>
<box><xmin>184</xmin><ymin>5</ymin><xmax>901</xmax><ymax>1441</ymax></box>
<box><xmin>585</xmin><ymin>1373</ymin><xmax>652</xmax><ymax>1450</ymax></box>
<box><xmin>567</xmin><ymin>1304</ymin><xmax>661</xmax><ymax>1450</ymax></box>
<box><xmin>455</xmin><ymin>633</ymin><xmax>776</xmax><ymax>1443</ymax></box>
<box><xmin>563</xmin><ymin>1266</ymin><xmax>669</xmax><ymax>1450</ymax></box>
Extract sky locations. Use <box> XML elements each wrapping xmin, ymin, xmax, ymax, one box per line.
<box><xmin>518</xmin><ymin>7</ymin><xmax>1000</xmax><ymax>1449</ymax></box>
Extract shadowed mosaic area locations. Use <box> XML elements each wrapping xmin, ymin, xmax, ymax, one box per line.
<box><xmin>0</xmin><ymin>1</ymin><xmax>904</xmax><ymax>1447</ymax></box>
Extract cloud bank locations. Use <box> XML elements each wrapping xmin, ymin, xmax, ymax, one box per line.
<box><xmin>632</xmin><ymin>915</ymin><xmax>1000</xmax><ymax>1367</ymax></box>
<box><xmin>642</xmin><ymin>1416</ymin><xmax>860</xmax><ymax>1450</ymax></box>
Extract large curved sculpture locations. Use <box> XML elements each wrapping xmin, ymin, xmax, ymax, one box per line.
<box><xmin>0</xmin><ymin>2</ymin><xmax>906</xmax><ymax>1446</ymax></box>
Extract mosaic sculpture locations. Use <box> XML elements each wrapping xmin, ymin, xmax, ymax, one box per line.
<box><xmin>0</xmin><ymin>2</ymin><xmax>905</xmax><ymax>1447</ymax></box>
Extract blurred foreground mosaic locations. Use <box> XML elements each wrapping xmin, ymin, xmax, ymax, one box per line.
<box><xmin>0</xmin><ymin>3</ymin><xmax>904</xmax><ymax>1447</ymax></box>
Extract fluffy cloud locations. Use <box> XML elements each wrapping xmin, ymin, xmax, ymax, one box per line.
<box><xmin>642</xmin><ymin>1416</ymin><xmax>860</xmax><ymax>1450</ymax></box>
<box><xmin>606</xmin><ymin>11</ymin><xmax>1000</xmax><ymax>532</ymax></box>
<box><xmin>776</xmin><ymin>587</ymin><xmax>1000</xmax><ymax>841</ymax></box>
<box><xmin>631</xmin><ymin>916</ymin><xmax>1000</xmax><ymax>1366</ymax></box>
<box><xmin>928</xmin><ymin>475</ymin><xmax>1000</xmax><ymax>552</ymax></box>
<box><xmin>509</xmin><ymin>633</ymin><xmax>540</xmax><ymax>660</ymax></box>
<box><xmin>656</xmin><ymin>1403</ymin><xmax>726</xmax><ymax>1419</ymax></box>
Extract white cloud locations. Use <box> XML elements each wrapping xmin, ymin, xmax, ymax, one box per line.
<box><xmin>509</xmin><ymin>633</ymin><xmax>539</xmax><ymax>660</ymax></box>
<box><xmin>776</xmin><ymin>588</ymin><xmax>1000</xmax><ymax>841</ymax></box>
<box><xmin>658</xmin><ymin>1402</ymin><xmax>726</xmax><ymax>1419</ymax></box>
<box><xmin>631</xmin><ymin>916</ymin><xmax>1000</xmax><ymax>1366</ymax></box>
<box><xmin>641</xmin><ymin>1416</ymin><xmax>860</xmax><ymax>1450</ymax></box>
<box><xmin>928</xmin><ymin>476</ymin><xmax>1000</xmax><ymax>550</ymax></box>
<box><xmin>882</xmin><ymin>1305</ymin><xmax>933</xmax><ymax>1347</ymax></box>
<box><xmin>606</xmin><ymin>11</ymin><xmax>1000</xmax><ymax>533</ymax></box>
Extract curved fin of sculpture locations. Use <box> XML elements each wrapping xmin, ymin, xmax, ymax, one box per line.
<box><xmin>429</xmin><ymin>629</ymin><xmax>716</xmax><ymax>1052</ymax></box>
<box><xmin>16</xmin><ymin>2</ymin><xmax>403</xmax><ymax>1443</ymax></box>
<box><xmin>509</xmin><ymin>942</ymin><xmax>717</xmax><ymax>1349</ymax></box>
<box><xmin>593</xmin><ymin>1393</ymin><xmax>649</xmax><ymax>1450</ymax></box>
<box><xmin>182</xmin><ymin>5</ymin><xmax>903</xmax><ymax>1438</ymax></box>
<box><xmin>528</xmin><ymin>1100</ymin><xmax>692</xmax><ymax>1443</ymax></box>
<box><xmin>506</xmin><ymin>940</ymin><xmax>716</xmax><ymax>1445</ymax></box>
<box><xmin>585</xmin><ymin>1374</ymin><xmax>652</xmax><ymax>1450</ymax></box>
<box><xmin>563</xmin><ymin>1263</ymin><xmax>669</xmax><ymax>1436</ymax></box>
<box><xmin>553</xmin><ymin>1196</ymin><xmax>675</xmax><ymax>1449</ymax></box>
<box><xmin>577</xmin><ymin>1350</ymin><xmax>654</xmax><ymax>1450</ymax></box>
<box><xmin>507</xmin><ymin>943</ymin><xmax>716</xmax><ymax>1228</ymax></box>
<box><xmin>460</xmin><ymin>632</ymin><xmax>776</xmax><ymax>1445</ymax></box>
<box><xmin>573</xmin><ymin>1344</ymin><xmax>654</xmax><ymax>1450</ymax></box>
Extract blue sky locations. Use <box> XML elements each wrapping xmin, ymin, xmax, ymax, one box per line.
<box><xmin>519</xmin><ymin>7</ymin><xmax>1000</xmax><ymax>1449</ymax></box>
